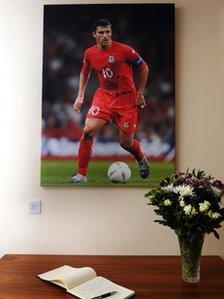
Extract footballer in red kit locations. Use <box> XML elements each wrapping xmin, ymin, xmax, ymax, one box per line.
<box><xmin>69</xmin><ymin>19</ymin><xmax>150</xmax><ymax>183</ymax></box>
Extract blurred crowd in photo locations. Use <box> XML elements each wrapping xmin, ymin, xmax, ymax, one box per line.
<box><xmin>42</xmin><ymin>4</ymin><xmax>175</xmax><ymax>160</ymax></box>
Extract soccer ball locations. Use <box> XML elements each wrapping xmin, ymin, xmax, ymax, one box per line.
<box><xmin>107</xmin><ymin>162</ymin><xmax>131</xmax><ymax>183</ymax></box>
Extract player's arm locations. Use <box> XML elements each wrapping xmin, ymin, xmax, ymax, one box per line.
<box><xmin>125</xmin><ymin>45</ymin><xmax>149</xmax><ymax>108</ymax></box>
<box><xmin>135</xmin><ymin>64</ymin><xmax>149</xmax><ymax>108</ymax></box>
<box><xmin>73</xmin><ymin>72</ymin><xmax>91</xmax><ymax>114</ymax></box>
<box><xmin>73</xmin><ymin>51</ymin><xmax>92</xmax><ymax>114</ymax></box>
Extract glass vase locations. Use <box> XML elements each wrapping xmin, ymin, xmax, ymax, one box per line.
<box><xmin>178</xmin><ymin>234</ymin><xmax>205</xmax><ymax>283</ymax></box>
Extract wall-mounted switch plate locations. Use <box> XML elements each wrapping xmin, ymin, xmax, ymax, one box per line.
<box><xmin>27</xmin><ymin>200</ymin><xmax>41</xmax><ymax>214</ymax></box>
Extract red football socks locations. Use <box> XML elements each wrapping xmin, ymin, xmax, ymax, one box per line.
<box><xmin>77</xmin><ymin>138</ymin><xmax>144</xmax><ymax>176</ymax></box>
<box><xmin>127</xmin><ymin>139</ymin><xmax>144</xmax><ymax>162</ymax></box>
<box><xmin>77</xmin><ymin>139</ymin><xmax>93</xmax><ymax>176</ymax></box>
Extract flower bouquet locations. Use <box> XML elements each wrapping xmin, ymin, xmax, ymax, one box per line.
<box><xmin>145</xmin><ymin>169</ymin><xmax>224</xmax><ymax>283</ymax></box>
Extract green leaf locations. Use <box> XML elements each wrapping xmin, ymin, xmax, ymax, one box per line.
<box><xmin>154</xmin><ymin>220</ymin><xmax>169</xmax><ymax>226</ymax></box>
<box><xmin>175</xmin><ymin>228</ymin><xmax>183</xmax><ymax>237</ymax></box>
<box><xmin>212</xmin><ymin>229</ymin><xmax>220</xmax><ymax>239</ymax></box>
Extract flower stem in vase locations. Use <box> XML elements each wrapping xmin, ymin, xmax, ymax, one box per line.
<box><xmin>178</xmin><ymin>235</ymin><xmax>205</xmax><ymax>283</ymax></box>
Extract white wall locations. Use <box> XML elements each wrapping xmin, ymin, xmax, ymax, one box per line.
<box><xmin>0</xmin><ymin>0</ymin><xmax>224</xmax><ymax>257</ymax></box>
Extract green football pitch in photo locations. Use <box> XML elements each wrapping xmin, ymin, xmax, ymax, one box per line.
<box><xmin>41</xmin><ymin>160</ymin><xmax>174</xmax><ymax>187</ymax></box>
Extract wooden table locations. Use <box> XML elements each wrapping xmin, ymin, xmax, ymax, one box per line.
<box><xmin>0</xmin><ymin>255</ymin><xmax>223</xmax><ymax>298</ymax></box>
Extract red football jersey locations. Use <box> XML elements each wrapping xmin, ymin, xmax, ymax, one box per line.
<box><xmin>81</xmin><ymin>41</ymin><xmax>147</xmax><ymax>93</ymax></box>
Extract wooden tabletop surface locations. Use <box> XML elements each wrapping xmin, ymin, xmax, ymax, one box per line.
<box><xmin>0</xmin><ymin>255</ymin><xmax>224</xmax><ymax>299</ymax></box>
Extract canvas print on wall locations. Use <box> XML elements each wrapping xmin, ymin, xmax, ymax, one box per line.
<box><xmin>41</xmin><ymin>3</ymin><xmax>175</xmax><ymax>186</ymax></box>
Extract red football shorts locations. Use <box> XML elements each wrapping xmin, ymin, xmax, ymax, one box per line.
<box><xmin>87</xmin><ymin>88</ymin><xmax>138</xmax><ymax>134</ymax></box>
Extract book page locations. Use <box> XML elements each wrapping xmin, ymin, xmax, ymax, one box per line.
<box><xmin>38</xmin><ymin>265</ymin><xmax>97</xmax><ymax>290</ymax></box>
<box><xmin>68</xmin><ymin>276</ymin><xmax>135</xmax><ymax>299</ymax></box>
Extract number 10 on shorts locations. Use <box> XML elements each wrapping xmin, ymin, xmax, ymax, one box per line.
<box><xmin>88</xmin><ymin>105</ymin><xmax>100</xmax><ymax>116</ymax></box>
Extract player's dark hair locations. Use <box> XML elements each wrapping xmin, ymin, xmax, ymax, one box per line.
<box><xmin>93</xmin><ymin>19</ymin><xmax>112</xmax><ymax>33</ymax></box>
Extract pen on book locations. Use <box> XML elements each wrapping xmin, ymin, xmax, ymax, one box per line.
<box><xmin>91</xmin><ymin>291</ymin><xmax>117</xmax><ymax>299</ymax></box>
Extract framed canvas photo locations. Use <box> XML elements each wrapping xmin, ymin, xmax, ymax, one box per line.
<box><xmin>41</xmin><ymin>3</ymin><xmax>175</xmax><ymax>186</ymax></box>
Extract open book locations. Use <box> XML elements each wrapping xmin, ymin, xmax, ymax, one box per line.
<box><xmin>37</xmin><ymin>265</ymin><xmax>135</xmax><ymax>299</ymax></box>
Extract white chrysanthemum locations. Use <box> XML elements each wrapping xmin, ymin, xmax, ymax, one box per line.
<box><xmin>191</xmin><ymin>207</ymin><xmax>197</xmax><ymax>216</ymax></box>
<box><xmin>161</xmin><ymin>184</ymin><xmax>174</xmax><ymax>193</ymax></box>
<box><xmin>179</xmin><ymin>199</ymin><xmax>185</xmax><ymax>207</ymax></box>
<box><xmin>173</xmin><ymin>185</ymin><xmax>194</xmax><ymax>197</ymax></box>
<box><xmin>211</xmin><ymin>186</ymin><xmax>222</xmax><ymax>197</ymax></box>
<box><xmin>199</xmin><ymin>201</ymin><xmax>210</xmax><ymax>212</ymax></box>
<box><xmin>207</xmin><ymin>210</ymin><xmax>213</xmax><ymax>217</ymax></box>
<box><xmin>211</xmin><ymin>212</ymin><xmax>221</xmax><ymax>219</ymax></box>
<box><xmin>183</xmin><ymin>204</ymin><xmax>192</xmax><ymax>215</ymax></box>
<box><xmin>164</xmin><ymin>199</ymin><xmax>172</xmax><ymax>206</ymax></box>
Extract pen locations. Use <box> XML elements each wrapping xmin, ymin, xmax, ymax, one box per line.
<box><xmin>91</xmin><ymin>291</ymin><xmax>117</xmax><ymax>299</ymax></box>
